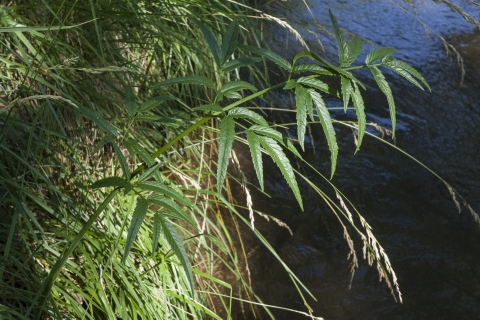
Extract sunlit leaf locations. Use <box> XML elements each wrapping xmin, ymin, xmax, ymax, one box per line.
<box><xmin>383</xmin><ymin>59</ymin><xmax>430</xmax><ymax>91</ymax></box>
<box><xmin>151</xmin><ymin>76</ymin><xmax>216</xmax><ymax>90</ymax></box>
<box><xmin>139</xmin><ymin>99</ymin><xmax>166</xmax><ymax>112</ymax></box>
<box><xmin>295</xmin><ymin>84</ymin><xmax>309</xmax><ymax>151</ymax></box>
<box><xmin>249</xmin><ymin>125</ymin><xmax>302</xmax><ymax>159</ymax></box>
<box><xmin>239</xmin><ymin>44</ymin><xmax>291</xmax><ymax>70</ymax></box>
<box><xmin>292</xmin><ymin>64</ymin><xmax>332</xmax><ymax>75</ymax></box>
<box><xmin>246</xmin><ymin>130</ymin><xmax>264</xmax><ymax>190</ymax></box>
<box><xmin>351</xmin><ymin>82</ymin><xmax>366</xmax><ymax>151</ymax></box>
<box><xmin>283</xmin><ymin>80</ymin><xmax>297</xmax><ymax>90</ymax></box>
<box><xmin>365</xmin><ymin>47</ymin><xmax>398</xmax><ymax>65</ymax></box>
<box><xmin>138</xmin><ymin>181</ymin><xmax>191</xmax><ymax>206</ymax></box>
<box><xmin>297</xmin><ymin>76</ymin><xmax>329</xmax><ymax>92</ymax></box>
<box><xmin>123</xmin><ymin>198</ymin><xmax>148</xmax><ymax>262</ymax></box>
<box><xmin>228</xmin><ymin>107</ymin><xmax>268</xmax><ymax>126</ymax></box>
<box><xmin>221</xmin><ymin>20</ymin><xmax>239</xmax><ymax>63</ymax></box>
<box><xmin>369</xmin><ymin>66</ymin><xmax>396</xmax><ymax>136</ymax></box>
<box><xmin>217</xmin><ymin>116</ymin><xmax>235</xmax><ymax>193</ymax></box>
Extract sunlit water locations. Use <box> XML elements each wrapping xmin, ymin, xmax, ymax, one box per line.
<box><xmin>241</xmin><ymin>1</ymin><xmax>480</xmax><ymax>319</ymax></box>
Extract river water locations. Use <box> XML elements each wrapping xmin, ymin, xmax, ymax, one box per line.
<box><xmin>242</xmin><ymin>1</ymin><xmax>480</xmax><ymax>319</ymax></box>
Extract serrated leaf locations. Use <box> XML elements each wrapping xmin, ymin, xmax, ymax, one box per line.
<box><xmin>249</xmin><ymin>125</ymin><xmax>302</xmax><ymax>159</ymax></box>
<box><xmin>292</xmin><ymin>64</ymin><xmax>332</xmax><ymax>75</ymax></box>
<box><xmin>369</xmin><ymin>66</ymin><xmax>396</xmax><ymax>136</ymax></box>
<box><xmin>221</xmin><ymin>57</ymin><xmax>263</xmax><ymax>72</ymax></box>
<box><xmin>139</xmin><ymin>99</ymin><xmax>164</xmax><ymax>112</ymax></box>
<box><xmin>246</xmin><ymin>130</ymin><xmax>264</xmax><ymax>190</ymax></box>
<box><xmin>197</xmin><ymin>21</ymin><xmax>222</xmax><ymax>66</ymax></box>
<box><xmin>112</xmin><ymin>142</ymin><xmax>130</xmax><ymax>181</ymax></box>
<box><xmin>148</xmin><ymin>194</ymin><xmax>196</xmax><ymax>227</ymax></box>
<box><xmin>221</xmin><ymin>81</ymin><xmax>257</xmax><ymax>93</ymax></box>
<box><xmin>297</xmin><ymin>77</ymin><xmax>329</xmax><ymax>92</ymax></box>
<box><xmin>123</xmin><ymin>198</ymin><xmax>148</xmax><ymax>263</ymax></box>
<box><xmin>124</xmin><ymin>139</ymin><xmax>155</xmax><ymax>167</ymax></box>
<box><xmin>224</xmin><ymin>91</ymin><xmax>242</xmax><ymax>99</ymax></box>
<box><xmin>221</xmin><ymin>20</ymin><xmax>239</xmax><ymax>63</ymax></box>
<box><xmin>138</xmin><ymin>181</ymin><xmax>191</xmax><ymax>206</ymax></box>
<box><xmin>283</xmin><ymin>80</ymin><xmax>297</xmax><ymax>90</ymax></box>
<box><xmin>329</xmin><ymin>10</ymin><xmax>348</xmax><ymax>66</ymax></box>
<box><xmin>159</xmin><ymin>215</ymin><xmax>194</xmax><ymax>293</ymax></box>
<box><xmin>383</xmin><ymin>59</ymin><xmax>430</xmax><ymax>91</ymax></box>
<box><xmin>344</xmin><ymin>35</ymin><xmax>363</xmax><ymax>67</ymax></box>
<box><xmin>79</xmin><ymin>106</ymin><xmax>118</xmax><ymax>137</ymax></box>
<box><xmin>126</xmin><ymin>83</ymin><xmax>136</xmax><ymax>117</ymax></box>
<box><xmin>295</xmin><ymin>84</ymin><xmax>309</xmax><ymax>151</ymax></box>
<box><xmin>93</xmin><ymin>135</ymin><xmax>115</xmax><ymax>154</ymax></box>
<box><xmin>341</xmin><ymin>76</ymin><xmax>353</xmax><ymax>112</ymax></box>
<box><xmin>308</xmin><ymin>89</ymin><xmax>338</xmax><ymax>177</ymax></box>
<box><xmin>138</xmin><ymin>162</ymin><xmax>162</xmax><ymax>182</ymax></box>
<box><xmin>151</xmin><ymin>76</ymin><xmax>216</xmax><ymax>90</ymax></box>
<box><xmin>258</xmin><ymin>136</ymin><xmax>303</xmax><ymax>210</ymax></box>
<box><xmin>217</xmin><ymin>116</ymin><xmax>235</xmax><ymax>194</ymax></box>
<box><xmin>365</xmin><ymin>47</ymin><xmax>398</xmax><ymax>65</ymax></box>
<box><xmin>193</xmin><ymin>104</ymin><xmax>224</xmax><ymax>113</ymax></box>
<box><xmin>239</xmin><ymin>44</ymin><xmax>292</xmax><ymax>71</ymax></box>
<box><xmin>351</xmin><ymin>82</ymin><xmax>366</xmax><ymax>151</ymax></box>
<box><xmin>90</xmin><ymin>177</ymin><xmax>127</xmax><ymax>189</ymax></box>
<box><xmin>228</xmin><ymin>107</ymin><xmax>268</xmax><ymax>126</ymax></box>
<box><xmin>152</xmin><ymin>212</ymin><xmax>162</xmax><ymax>256</ymax></box>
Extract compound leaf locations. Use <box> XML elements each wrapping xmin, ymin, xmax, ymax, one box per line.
<box><xmin>365</xmin><ymin>47</ymin><xmax>398</xmax><ymax>65</ymax></box>
<box><xmin>193</xmin><ymin>104</ymin><xmax>223</xmax><ymax>113</ymax></box>
<box><xmin>369</xmin><ymin>66</ymin><xmax>396</xmax><ymax>136</ymax></box>
<box><xmin>124</xmin><ymin>139</ymin><xmax>155</xmax><ymax>167</ymax></box>
<box><xmin>383</xmin><ymin>59</ymin><xmax>430</xmax><ymax>91</ymax></box>
<box><xmin>228</xmin><ymin>107</ymin><xmax>268</xmax><ymax>126</ymax></box>
<box><xmin>292</xmin><ymin>64</ymin><xmax>332</xmax><ymax>75</ymax></box>
<box><xmin>148</xmin><ymin>194</ymin><xmax>196</xmax><ymax>228</ymax></box>
<box><xmin>112</xmin><ymin>142</ymin><xmax>131</xmax><ymax>181</ymax></box>
<box><xmin>217</xmin><ymin>116</ymin><xmax>235</xmax><ymax>194</ymax></box>
<box><xmin>123</xmin><ymin>198</ymin><xmax>148</xmax><ymax>263</ymax></box>
<box><xmin>246</xmin><ymin>130</ymin><xmax>264</xmax><ymax>190</ymax></box>
<box><xmin>250</xmin><ymin>125</ymin><xmax>302</xmax><ymax>159</ymax></box>
<box><xmin>295</xmin><ymin>84</ymin><xmax>309</xmax><ymax>151</ymax></box>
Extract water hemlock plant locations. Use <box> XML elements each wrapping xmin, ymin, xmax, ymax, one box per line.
<box><xmin>1</xmin><ymin>1</ymin><xmax>478</xmax><ymax>319</ymax></box>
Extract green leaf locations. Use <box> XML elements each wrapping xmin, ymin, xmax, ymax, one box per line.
<box><xmin>297</xmin><ymin>76</ymin><xmax>329</xmax><ymax>92</ymax></box>
<box><xmin>383</xmin><ymin>59</ymin><xmax>430</xmax><ymax>91</ymax></box>
<box><xmin>292</xmin><ymin>64</ymin><xmax>332</xmax><ymax>75</ymax></box>
<box><xmin>197</xmin><ymin>21</ymin><xmax>222</xmax><ymax>66</ymax></box>
<box><xmin>221</xmin><ymin>81</ymin><xmax>257</xmax><ymax>93</ymax></box>
<box><xmin>138</xmin><ymin>181</ymin><xmax>191</xmax><ymax>206</ymax></box>
<box><xmin>329</xmin><ymin>10</ymin><xmax>348</xmax><ymax>66</ymax></box>
<box><xmin>148</xmin><ymin>195</ymin><xmax>196</xmax><ymax>228</ymax></box>
<box><xmin>192</xmin><ymin>104</ymin><xmax>224</xmax><ymax>113</ymax></box>
<box><xmin>351</xmin><ymin>82</ymin><xmax>366</xmax><ymax>151</ymax></box>
<box><xmin>93</xmin><ymin>134</ymin><xmax>116</xmax><ymax>154</ymax></box>
<box><xmin>126</xmin><ymin>83</ymin><xmax>136</xmax><ymax>117</ymax></box>
<box><xmin>238</xmin><ymin>44</ymin><xmax>292</xmax><ymax>70</ymax></box>
<box><xmin>249</xmin><ymin>125</ymin><xmax>302</xmax><ymax>159</ymax></box>
<box><xmin>344</xmin><ymin>35</ymin><xmax>363</xmax><ymax>67</ymax></box>
<box><xmin>151</xmin><ymin>76</ymin><xmax>216</xmax><ymax>90</ymax></box>
<box><xmin>258</xmin><ymin>136</ymin><xmax>303</xmax><ymax>210</ymax></box>
<box><xmin>224</xmin><ymin>91</ymin><xmax>242</xmax><ymax>99</ymax></box>
<box><xmin>295</xmin><ymin>84</ymin><xmax>309</xmax><ymax>151</ymax></box>
<box><xmin>217</xmin><ymin>116</ymin><xmax>235</xmax><ymax>194</ymax></box>
<box><xmin>90</xmin><ymin>177</ymin><xmax>127</xmax><ymax>189</ymax></box>
<box><xmin>221</xmin><ymin>20</ymin><xmax>240</xmax><ymax>63</ymax></box>
<box><xmin>124</xmin><ymin>139</ymin><xmax>155</xmax><ymax>167</ymax></box>
<box><xmin>228</xmin><ymin>107</ymin><xmax>268</xmax><ymax>126</ymax></box>
<box><xmin>159</xmin><ymin>215</ymin><xmax>194</xmax><ymax>293</ymax></box>
<box><xmin>138</xmin><ymin>162</ymin><xmax>162</xmax><ymax>182</ymax></box>
<box><xmin>152</xmin><ymin>213</ymin><xmax>162</xmax><ymax>256</ymax></box>
<box><xmin>246</xmin><ymin>130</ymin><xmax>264</xmax><ymax>190</ymax></box>
<box><xmin>139</xmin><ymin>99</ymin><xmax>165</xmax><ymax>112</ymax></box>
<box><xmin>221</xmin><ymin>57</ymin><xmax>263</xmax><ymax>72</ymax></box>
<box><xmin>369</xmin><ymin>66</ymin><xmax>396</xmax><ymax>136</ymax></box>
<box><xmin>283</xmin><ymin>80</ymin><xmax>297</xmax><ymax>90</ymax></box>
<box><xmin>365</xmin><ymin>47</ymin><xmax>398</xmax><ymax>65</ymax></box>
<box><xmin>112</xmin><ymin>142</ymin><xmax>131</xmax><ymax>181</ymax></box>
<box><xmin>79</xmin><ymin>106</ymin><xmax>118</xmax><ymax>137</ymax></box>
<box><xmin>308</xmin><ymin>89</ymin><xmax>338</xmax><ymax>177</ymax></box>
<box><xmin>123</xmin><ymin>198</ymin><xmax>148</xmax><ymax>263</ymax></box>
<box><xmin>341</xmin><ymin>76</ymin><xmax>353</xmax><ymax>112</ymax></box>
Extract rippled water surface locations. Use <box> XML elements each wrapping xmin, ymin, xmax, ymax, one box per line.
<box><xmin>243</xmin><ymin>1</ymin><xmax>480</xmax><ymax>319</ymax></box>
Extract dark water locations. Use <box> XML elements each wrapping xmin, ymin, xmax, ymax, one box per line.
<box><xmin>243</xmin><ymin>1</ymin><xmax>480</xmax><ymax>319</ymax></box>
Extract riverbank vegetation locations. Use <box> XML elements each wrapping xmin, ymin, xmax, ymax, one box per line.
<box><xmin>1</xmin><ymin>1</ymin><xmax>479</xmax><ymax>319</ymax></box>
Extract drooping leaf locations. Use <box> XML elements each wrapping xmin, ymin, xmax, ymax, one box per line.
<box><xmin>138</xmin><ymin>181</ymin><xmax>191</xmax><ymax>206</ymax></box>
<box><xmin>238</xmin><ymin>44</ymin><xmax>292</xmax><ymax>71</ymax></box>
<box><xmin>351</xmin><ymin>82</ymin><xmax>366</xmax><ymax>151</ymax></box>
<box><xmin>139</xmin><ymin>99</ymin><xmax>166</xmax><ymax>112</ymax></box>
<box><xmin>151</xmin><ymin>76</ymin><xmax>216</xmax><ymax>90</ymax></box>
<box><xmin>292</xmin><ymin>64</ymin><xmax>332</xmax><ymax>75</ymax></box>
<box><xmin>383</xmin><ymin>59</ymin><xmax>430</xmax><ymax>91</ymax></box>
<box><xmin>93</xmin><ymin>134</ymin><xmax>116</xmax><ymax>154</ymax></box>
<box><xmin>220</xmin><ymin>81</ymin><xmax>257</xmax><ymax>94</ymax></box>
<box><xmin>217</xmin><ymin>116</ymin><xmax>235</xmax><ymax>194</ymax></box>
<box><xmin>138</xmin><ymin>162</ymin><xmax>162</xmax><ymax>182</ymax></box>
<box><xmin>152</xmin><ymin>212</ymin><xmax>162</xmax><ymax>256</ymax></box>
<box><xmin>341</xmin><ymin>76</ymin><xmax>353</xmax><ymax>112</ymax></box>
<box><xmin>249</xmin><ymin>125</ymin><xmax>302</xmax><ymax>159</ymax></box>
<box><xmin>246</xmin><ymin>130</ymin><xmax>264</xmax><ymax>190</ymax></box>
<box><xmin>365</xmin><ymin>47</ymin><xmax>398</xmax><ymax>65</ymax></box>
<box><xmin>221</xmin><ymin>57</ymin><xmax>263</xmax><ymax>72</ymax></box>
<box><xmin>148</xmin><ymin>194</ymin><xmax>196</xmax><ymax>228</ymax></box>
<box><xmin>329</xmin><ymin>10</ymin><xmax>348</xmax><ymax>66</ymax></box>
<box><xmin>112</xmin><ymin>142</ymin><xmax>131</xmax><ymax>181</ymax></box>
<box><xmin>258</xmin><ymin>136</ymin><xmax>303</xmax><ymax>210</ymax></box>
<box><xmin>159</xmin><ymin>215</ymin><xmax>194</xmax><ymax>293</ymax></box>
<box><xmin>295</xmin><ymin>84</ymin><xmax>309</xmax><ymax>151</ymax></box>
<box><xmin>221</xmin><ymin>20</ymin><xmax>240</xmax><ymax>63</ymax></box>
<box><xmin>308</xmin><ymin>89</ymin><xmax>338</xmax><ymax>177</ymax></box>
<box><xmin>297</xmin><ymin>76</ymin><xmax>329</xmax><ymax>92</ymax></box>
<box><xmin>369</xmin><ymin>66</ymin><xmax>396</xmax><ymax>136</ymax></box>
<box><xmin>90</xmin><ymin>177</ymin><xmax>127</xmax><ymax>189</ymax></box>
<box><xmin>228</xmin><ymin>107</ymin><xmax>268</xmax><ymax>126</ymax></box>
<box><xmin>192</xmin><ymin>104</ymin><xmax>224</xmax><ymax>113</ymax></box>
<box><xmin>123</xmin><ymin>198</ymin><xmax>148</xmax><ymax>263</ymax></box>
<box><xmin>344</xmin><ymin>35</ymin><xmax>363</xmax><ymax>67</ymax></box>
<box><xmin>126</xmin><ymin>83</ymin><xmax>136</xmax><ymax>117</ymax></box>
<box><xmin>124</xmin><ymin>139</ymin><xmax>155</xmax><ymax>167</ymax></box>
<box><xmin>197</xmin><ymin>21</ymin><xmax>222</xmax><ymax>66</ymax></box>
<box><xmin>79</xmin><ymin>106</ymin><xmax>118</xmax><ymax>137</ymax></box>
<box><xmin>283</xmin><ymin>80</ymin><xmax>297</xmax><ymax>90</ymax></box>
